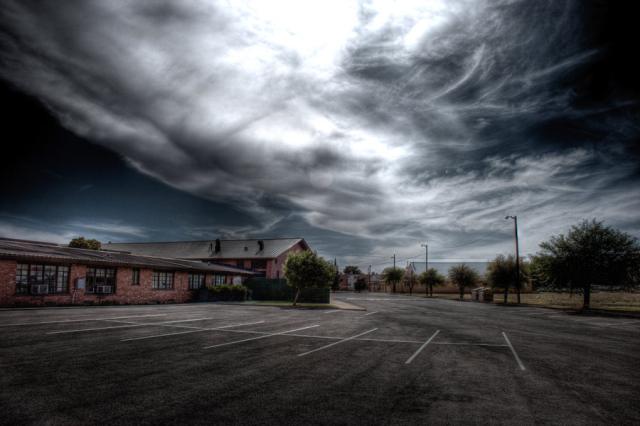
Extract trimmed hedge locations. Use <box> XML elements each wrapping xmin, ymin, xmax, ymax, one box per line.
<box><xmin>204</xmin><ymin>284</ymin><xmax>248</xmax><ymax>301</ymax></box>
<box><xmin>244</xmin><ymin>278</ymin><xmax>330</xmax><ymax>304</ymax></box>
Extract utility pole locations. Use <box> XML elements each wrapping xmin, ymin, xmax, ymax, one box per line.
<box><xmin>421</xmin><ymin>242</ymin><xmax>429</xmax><ymax>296</ymax></box>
<box><xmin>393</xmin><ymin>254</ymin><xmax>396</xmax><ymax>269</ymax></box>
<box><xmin>334</xmin><ymin>258</ymin><xmax>339</xmax><ymax>292</ymax></box>
<box><xmin>368</xmin><ymin>265</ymin><xmax>371</xmax><ymax>292</ymax></box>
<box><xmin>505</xmin><ymin>215</ymin><xmax>521</xmax><ymax>304</ymax></box>
<box><xmin>420</xmin><ymin>242</ymin><xmax>428</xmax><ymax>272</ymax></box>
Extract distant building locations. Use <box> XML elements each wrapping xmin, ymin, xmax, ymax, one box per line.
<box><xmin>369</xmin><ymin>272</ymin><xmax>383</xmax><ymax>292</ymax></box>
<box><xmin>339</xmin><ymin>273</ymin><xmax>360</xmax><ymax>290</ymax></box>
<box><xmin>105</xmin><ymin>238</ymin><xmax>310</xmax><ymax>279</ymax></box>
<box><xmin>0</xmin><ymin>238</ymin><xmax>254</xmax><ymax>307</ymax></box>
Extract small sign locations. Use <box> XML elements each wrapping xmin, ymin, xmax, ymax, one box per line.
<box><xmin>76</xmin><ymin>277</ymin><xmax>86</xmax><ymax>289</ymax></box>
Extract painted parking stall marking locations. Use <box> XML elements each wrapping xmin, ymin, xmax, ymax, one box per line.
<box><xmin>502</xmin><ymin>331</ymin><xmax>526</xmax><ymax>371</ymax></box>
<box><xmin>9</xmin><ymin>301</ymin><xmax>531</xmax><ymax>373</ymax></box>
<box><xmin>297</xmin><ymin>328</ymin><xmax>378</xmax><ymax>357</ymax></box>
<box><xmin>405</xmin><ymin>330</ymin><xmax>440</xmax><ymax>364</ymax></box>
<box><xmin>46</xmin><ymin>317</ymin><xmax>214</xmax><ymax>334</ymax></box>
<box><xmin>203</xmin><ymin>324</ymin><xmax>320</xmax><ymax>350</ymax></box>
<box><xmin>121</xmin><ymin>320</ymin><xmax>266</xmax><ymax>342</ymax></box>
<box><xmin>0</xmin><ymin>313</ymin><xmax>167</xmax><ymax>327</ymax></box>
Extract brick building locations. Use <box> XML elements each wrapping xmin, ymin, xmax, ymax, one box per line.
<box><xmin>106</xmin><ymin>238</ymin><xmax>311</xmax><ymax>279</ymax></box>
<box><xmin>0</xmin><ymin>238</ymin><xmax>254</xmax><ymax>307</ymax></box>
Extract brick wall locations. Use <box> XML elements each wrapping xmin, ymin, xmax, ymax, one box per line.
<box><xmin>270</xmin><ymin>242</ymin><xmax>307</xmax><ymax>279</ymax></box>
<box><xmin>0</xmin><ymin>260</ymin><xmax>197</xmax><ymax>307</ymax></box>
<box><xmin>0</xmin><ymin>259</ymin><xmax>17</xmax><ymax>306</ymax></box>
<box><xmin>211</xmin><ymin>243</ymin><xmax>310</xmax><ymax>280</ymax></box>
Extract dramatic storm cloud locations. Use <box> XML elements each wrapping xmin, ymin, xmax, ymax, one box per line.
<box><xmin>1</xmin><ymin>0</ymin><xmax>639</xmax><ymax>267</ymax></box>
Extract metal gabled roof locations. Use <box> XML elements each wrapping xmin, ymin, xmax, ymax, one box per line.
<box><xmin>105</xmin><ymin>238</ymin><xmax>308</xmax><ymax>260</ymax></box>
<box><xmin>0</xmin><ymin>238</ymin><xmax>254</xmax><ymax>275</ymax></box>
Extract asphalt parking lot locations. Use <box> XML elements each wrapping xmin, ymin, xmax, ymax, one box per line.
<box><xmin>0</xmin><ymin>293</ymin><xmax>639</xmax><ymax>425</ymax></box>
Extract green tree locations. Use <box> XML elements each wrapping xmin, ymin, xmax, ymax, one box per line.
<box><xmin>343</xmin><ymin>265</ymin><xmax>362</xmax><ymax>275</ymax></box>
<box><xmin>284</xmin><ymin>251</ymin><xmax>335</xmax><ymax>306</ymax></box>
<box><xmin>382</xmin><ymin>267</ymin><xmax>404</xmax><ymax>293</ymax></box>
<box><xmin>448</xmin><ymin>264</ymin><xmax>479</xmax><ymax>300</ymax></box>
<box><xmin>419</xmin><ymin>268</ymin><xmax>445</xmax><ymax>297</ymax></box>
<box><xmin>354</xmin><ymin>276</ymin><xmax>367</xmax><ymax>292</ymax></box>
<box><xmin>69</xmin><ymin>237</ymin><xmax>101</xmax><ymax>250</ymax></box>
<box><xmin>331</xmin><ymin>272</ymin><xmax>340</xmax><ymax>292</ymax></box>
<box><xmin>486</xmin><ymin>255</ymin><xmax>529</xmax><ymax>304</ymax></box>
<box><xmin>532</xmin><ymin>219</ymin><xmax>640</xmax><ymax>309</ymax></box>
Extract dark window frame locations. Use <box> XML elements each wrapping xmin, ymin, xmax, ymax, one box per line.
<box><xmin>15</xmin><ymin>263</ymin><xmax>70</xmax><ymax>295</ymax></box>
<box><xmin>188</xmin><ymin>273</ymin><xmax>205</xmax><ymax>290</ymax></box>
<box><xmin>132</xmin><ymin>268</ymin><xmax>140</xmax><ymax>286</ymax></box>
<box><xmin>213</xmin><ymin>275</ymin><xmax>226</xmax><ymax>285</ymax></box>
<box><xmin>152</xmin><ymin>271</ymin><xmax>174</xmax><ymax>290</ymax></box>
<box><xmin>85</xmin><ymin>267</ymin><xmax>117</xmax><ymax>295</ymax></box>
<box><xmin>251</xmin><ymin>259</ymin><xmax>267</xmax><ymax>270</ymax></box>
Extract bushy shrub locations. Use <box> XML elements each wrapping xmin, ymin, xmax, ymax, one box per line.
<box><xmin>284</xmin><ymin>251</ymin><xmax>335</xmax><ymax>305</ymax></box>
<box><xmin>206</xmin><ymin>284</ymin><xmax>248</xmax><ymax>301</ymax></box>
<box><xmin>354</xmin><ymin>277</ymin><xmax>367</xmax><ymax>292</ymax></box>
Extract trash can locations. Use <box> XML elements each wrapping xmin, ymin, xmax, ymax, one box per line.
<box><xmin>471</xmin><ymin>287</ymin><xmax>493</xmax><ymax>302</ymax></box>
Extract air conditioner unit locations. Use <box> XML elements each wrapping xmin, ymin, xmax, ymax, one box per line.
<box><xmin>31</xmin><ymin>284</ymin><xmax>49</xmax><ymax>295</ymax></box>
<box><xmin>96</xmin><ymin>285</ymin><xmax>113</xmax><ymax>294</ymax></box>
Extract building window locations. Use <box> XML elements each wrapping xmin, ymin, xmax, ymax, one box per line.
<box><xmin>132</xmin><ymin>268</ymin><xmax>140</xmax><ymax>285</ymax></box>
<box><xmin>15</xmin><ymin>263</ymin><xmax>69</xmax><ymax>295</ymax></box>
<box><xmin>152</xmin><ymin>271</ymin><xmax>174</xmax><ymax>290</ymax></box>
<box><xmin>86</xmin><ymin>267</ymin><xmax>117</xmax><ymax>294</ymax></box>
<box><xmin>251</xmin><ymin>260</ymin><xmax>267</xmax><ymax>270</ymax></box>
<box><xmin>188</xmin><ymin>273</ymin><xmax>205</xmax><ymax>290</ymax></box>
<box><xmin>213</xmin><ymin>275</ymin><xmax>226</xmax><ymax>285</ymax></box>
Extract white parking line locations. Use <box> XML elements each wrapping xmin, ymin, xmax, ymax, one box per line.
<box><xmin>432</xmin><ymin>342</ymin><xmax>508</xmax><ymax>347</ymax></box>
<box><xmin>46</xmin><ymin>317</ymin><xmax>214</xmax><ymax>335</ymax></box>
<box><xmin>405</xmin><ymin>330</ymin><xmax>440</xmax><ymax>364</ymax></box>
<box><xmin>502</xmin><ymin>331</ymin><xmax>526</xmax><ymax>371</ymax></box>
<box><xmin>287</xmin><ymin>333</ymin><xmax>421</xmax><ymax>344</ymax></box>
<box><xmin>363</xmin><ymin>311</ymin><xmax>378</xmax><ymax>316</ymax></box>
<box><xmin>203</xmin><ymin>324</ymin><xmax>320</xmax><ymax>350</ymax></box>
<box><xmin>324</xmin><ymin>310</ymin><xmax>341</xmax><ymax>314</ymax></box>
<box><xmin>297</xmin><ymin>328</ymin><xmax>378</xmax><ymax>357</ymax></box>
<box><xmin>121</xmin><ymin>320</ymin><xmax>267</xmax><ymax>341</ymax></box>
<box><xmin>342</xmin><ymin>298</ymin><xmax>423</xmax><ymax>301</ymax></box>
<box><xmin>0</xmin><ymin>314</ymin><xmax>167</xmax><ymax>327</ymax></box>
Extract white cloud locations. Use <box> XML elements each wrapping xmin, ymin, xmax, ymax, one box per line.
<box><xmin>68</xmin><ymin>222</ymin><xmax>148</xmax><ymax>238</ymax></box>
<box><xmin>1</xmin><ymin>0</ymin><xmax>638</xmax><ymax>265</ymax></box>
<box><xmin>0</xmin><ymin>222</ymin><xmax>74</xmax><ymax>244</ymax></box>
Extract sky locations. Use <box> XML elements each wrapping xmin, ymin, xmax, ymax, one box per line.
<box><xmin>1</xmin><ymin>0</ymin><xmax>639</xmax><ymax>271</ymax></box>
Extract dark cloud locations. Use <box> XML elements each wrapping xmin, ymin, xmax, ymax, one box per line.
<box><xmin>0</xmin><ymin>0</ymin><xmax>639</xmax><ymax>269</ymax></box>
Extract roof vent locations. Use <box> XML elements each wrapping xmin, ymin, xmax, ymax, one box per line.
<box><xmin>258</xmin><ymin>240</ymin><xmax>264</xmax><ymax>251</ymax></box>
<box><xmin>244</xmin><ymin>246</ymin><xmax>248</xmax><ymax>251</ymax></box>
<box><xmin>214</xmin><ymin>239</ymin><xmax>221</xmax><ymax>253</ymax></box>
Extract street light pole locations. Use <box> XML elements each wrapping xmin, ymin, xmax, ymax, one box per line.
<box><xmin>505</xmin><ymin>215</ymin><xmax>521</xmax><ymax>304</ymax></box>
<box><xmin>334</xmin><ymin>258</ymin><xmax>338</xmax><ymax>292</ymax></box>
<box><xmin>421</xmin><ymin>242</ymin><xmax>429</xmax><ymax>296</ymax></box>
